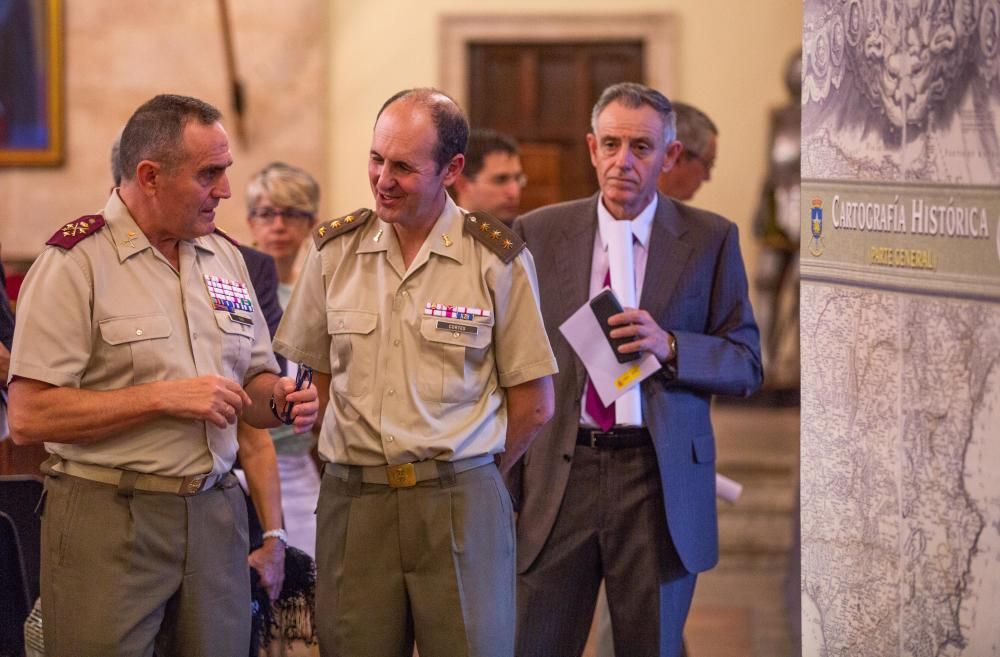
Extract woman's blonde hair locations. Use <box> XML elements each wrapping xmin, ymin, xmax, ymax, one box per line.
<box><xmin>245</xmin><ymin>162</ymin><xmax>320</xmax><ymax>216</ymax></box>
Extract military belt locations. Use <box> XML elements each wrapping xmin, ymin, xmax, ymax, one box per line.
<box><xmin>325</xmin><ymin>453</ymin><xmax>495</xmax><ymax>488</ymax></box>
<box><xmin>44</xmin><ymin>456</ymin><xmax>226</xmax><ymax>496</ymax></box>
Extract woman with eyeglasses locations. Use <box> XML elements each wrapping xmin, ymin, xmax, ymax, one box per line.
<box><xmin>246</xmin><ymin>162</ymin><xmax>323</xmax><ymax>559</ymax></box>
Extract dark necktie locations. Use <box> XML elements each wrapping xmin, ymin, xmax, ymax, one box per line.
<box><xmin>584</xmin><ymin>268</ymin><xmax>615</xmax><ymax>431</ymax></box>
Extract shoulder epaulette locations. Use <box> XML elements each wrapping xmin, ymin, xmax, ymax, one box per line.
<box><xmin>463</xmin><ymin>211</ymin><xmax>525</xmax><ymax>264</ymax></box>
<box><xmin>46</xmin><ymin>215</ymin><xmax>106</xmax><ymax>250</ymax></box>
<box><xmin>214</xmin><ymin>227</ymin><xmax>240</xmax><ymax>247</ymax></box>
<box><xmin>313</xmin><ymin>208</ymin><xmax>373</xmax><ymax>249</ymax></box>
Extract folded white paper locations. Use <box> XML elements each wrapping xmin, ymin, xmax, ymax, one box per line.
<box><xmin>559</xmin><ymin>293</ymin><xmax>661</xmax><ymax>406</ymax></box>
<box><xmin>715</xmin><ymin>473</ymin><xmax>743</xmax><ymax>503</ymax></box>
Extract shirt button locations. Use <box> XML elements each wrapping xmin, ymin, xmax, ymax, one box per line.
<box><xmin>452</xmin><ymin>332</ymin><xmax>460</xmax><ymax>338</ymax></box>
<box><xmin>135</xmin><ymin>329</ymin><xmax>143</xmax><ymax>336</ymax></box>
<box><xmin>387</xmin><ymin>389</ymin><xmax>395</xmax><ymax>396</ymax></box>
<box><xmin>338</xmin><ymin>320</ymin><xmax>345</xmax><ymax>328</ymax></box>
<box><xmin>393</xmin><ymin>339</ymin><xmax>400</xmax><ymax>346</ymax></box>
<box><xmin>387</xmin><ymin>435</ymin><xmax>395</xmax><ymax>442</ymax></box>
<box><xmin>401</xmin><ymin>290</ymin><xmax>409</xmax><ymax>296</ymax></box>
<box><xmin>192</xmin><ymin>331</ymin><xmax>198</xmax><ymax>340</ymax></box>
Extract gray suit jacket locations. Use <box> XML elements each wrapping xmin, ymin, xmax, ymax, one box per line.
<box><xmin>513</xmin><ymin>192</ymin><xmax>762</xmax><ymax>575</ymax></box>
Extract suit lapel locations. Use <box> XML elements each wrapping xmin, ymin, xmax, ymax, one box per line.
<box><xmin>554</xmin><ymin>196</ymin><xmax>598</xmax><ymax>398</ymax></box>
<box><xmin>639</xmin><ymin>194</ymin><xmax>692</xmax><ymax>320</ymax></box>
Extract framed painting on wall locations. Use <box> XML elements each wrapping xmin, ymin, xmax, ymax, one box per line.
<box><xmin>0</xmin><ymin>0</ymin><xmax>63</xmax><ymax>166</ymax></box>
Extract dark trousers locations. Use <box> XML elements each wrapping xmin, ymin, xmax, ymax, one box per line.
<box><xmin>516</xmin><ymin>444</ymin><xmax>696</xmax><ymax>657</ymax></box>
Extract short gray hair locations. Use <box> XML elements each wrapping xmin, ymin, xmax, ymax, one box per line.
<box><xmin>245</xmin><ymin>162</ymin><xmax>320</xmax><ymax>215</ymax></box>
<box><xmin>590</xmin><ymin>82</ymin><xmax>676</xmax><ymax>144</ymax></box>
<box><xmin>118</xmin><ymin>94</ymin><xmax>222</xmax><ymax>181</ymax></box>
<box><xmin>673</xmin><ymin>102</ymin><xmax>718</xmax><ymax>157</ymax></box>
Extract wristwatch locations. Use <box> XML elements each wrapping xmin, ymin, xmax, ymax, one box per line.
<box><xmin>262</xmin><ymin>528</ymin><xmax>288</xmax><ymax>545</ymax></box>
<box><xmin>667</xmin><ymin>331</ymin><xmax>677</xmax><ymax>363</ymax></box>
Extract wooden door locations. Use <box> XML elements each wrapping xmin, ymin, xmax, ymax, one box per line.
<box><xmin>466</xmin><ymin>42</ymin><xmax>644</xmax><ymax>211</ymax></box>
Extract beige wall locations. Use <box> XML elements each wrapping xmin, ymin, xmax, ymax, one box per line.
<box><xmin>328</xmin><ymin>0</ymin><xmax>803</xmax><ymax>279</ymax></box>
<box><xmin>2</xmin><ymin>0</ymin><xmax>801</xmax><ymax>276</ymax></box>
<box><xmin>0</xmin><ymin>0</ymin><xmax>328</xmax><ymax>261</ymax></box>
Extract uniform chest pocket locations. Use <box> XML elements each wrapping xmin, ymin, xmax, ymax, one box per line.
<box><xmin>328</xmin><ymin>309</ymin><xmax>378</xmax><ymax>397</ymax></box>
<box><xmin>99</xmin><ymin>314</ymin><xmax>172</xmax><ymax>385</ymax></box>
<box><xmin>417</xmin><ymin>316</ymin><xmax>493</xmax><ymax>403</ymax></box>
<box><xmin>214</xmin><ymin>312</ymin><xmax>254</xmax><ymax>382</ymax></box>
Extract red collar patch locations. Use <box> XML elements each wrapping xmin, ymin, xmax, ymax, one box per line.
<box><xmin>214</xmin><ymin>227</ymin><xmax>240</xmax><ymax>247</ymax></box>
<box><xmin>46</xmin><ymin>215</ymin><xmax>106</xmax><ymax>249</ymax></box>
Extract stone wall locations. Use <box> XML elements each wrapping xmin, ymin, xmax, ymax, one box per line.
<box><xmin>0</xmin><ymin>1</ymin><xmax>328</xmax><ymax>261</ymax></box>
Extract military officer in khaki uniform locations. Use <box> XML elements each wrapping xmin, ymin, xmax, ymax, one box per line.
<box><xmin>273</xmin><ymin>88</ymin><xmax>557</xmax><ymax>657</ymax></box>
<box><xmin>7</xmin><ymin>94</ymin><xmax>319</xmax><ymax>657</ymax></box>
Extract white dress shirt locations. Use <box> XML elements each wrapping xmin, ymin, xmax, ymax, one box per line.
<box><xmin>580</xmin><ymin>194</ymin><xmax>657</xmax><ymax>428</ymax></box>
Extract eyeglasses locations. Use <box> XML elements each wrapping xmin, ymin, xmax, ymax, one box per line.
<box><xmin>269</xmin><ymin>365</ymin><xmax>313</xmax><ymax>426</ymax></box>
<box><xmin>249</xmin><ymin>206</ymin><xmax>315</xmax><ymax>226</ymax></box>
<box><xmin>683</xmin><ymin>149</ymin><xmax>715</xmax><ymax>173</ymax></box>
<box><xmin>478</xmin><ymin>172</ymin><xmax>528</xmax><ymax>189</ymax></box>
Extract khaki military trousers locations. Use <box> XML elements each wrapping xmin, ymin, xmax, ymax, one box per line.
<box><xmin>39</xmin><ymin>471</ymin><xmax>250</xmax><ymax>657</ymax></box>
<box><xmin>315</xmin><ymin>461</ymin><xmax>516</xmax><ymax>657</ymax></box>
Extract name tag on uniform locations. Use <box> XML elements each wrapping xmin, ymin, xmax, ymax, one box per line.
<box><xmin>437</xmin><ymin>321</ymin><xmax>477</xmax><ymax>335</ymax></box>
<box><xmin>229</xmin><ymin>313</ymin><xmax>253</xmax><ymax>326</ymax></box>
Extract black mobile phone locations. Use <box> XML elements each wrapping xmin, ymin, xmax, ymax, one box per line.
<box><xmin>589</xmin><ymin>289</ymin><xmax>640</xmax><ymax>363</ymax></box>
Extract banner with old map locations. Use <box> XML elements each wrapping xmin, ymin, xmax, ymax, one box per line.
<box><xmin>801</xmin><ymin>1</ymin><xmax>1000</xmax><ymax>656</ymax></box>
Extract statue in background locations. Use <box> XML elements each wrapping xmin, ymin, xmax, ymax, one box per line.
<box><xmin>753</xmin><ymin>50</ymin><xmax>802</xmax><ymax>387</ymax></box>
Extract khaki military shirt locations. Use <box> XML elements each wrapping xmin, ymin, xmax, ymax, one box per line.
<box><xmin>9</xmin><ymin>192</ymin><xmax>279</xmax><ymax>476</ymax></box>
<box><xmin>273</xmin><ymin>196</ymin><xmax>557</xmax><ymax>466</ymax></box>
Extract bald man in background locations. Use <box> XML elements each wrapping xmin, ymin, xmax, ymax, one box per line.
<box><xmin>657</xmin><ymin>102</ymin><xmax>717</xmax><ymax>202</ymax></box>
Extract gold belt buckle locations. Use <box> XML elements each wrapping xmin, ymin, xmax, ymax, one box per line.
<box><xmin>184</xmin><ymin>474</ymin><xmax>207</xmax><ymax>495</ymax></box>
<box><xmin>386</xmin><ymin>463</ymin><xmax>417</xmax><ymax>488</ymax></box>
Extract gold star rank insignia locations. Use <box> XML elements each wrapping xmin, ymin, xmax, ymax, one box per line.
<box><xmin>462</xmin><ymin>211</ymin><xmax>525</xmax><ymax>264</ymax></box>
<box><xmin>63</xmin><ymin>220</ymin><xmax>90</xmax><ymax>237</ymax></box>
<box><xmin>313</xmin><ymin>208</ymin><xmax>373</xmax><ymax>249</ymax></box>
<box><xmin>46</xmin><ymin>214</ymin><xmax>106</xmax><ymax>250</ymax></box>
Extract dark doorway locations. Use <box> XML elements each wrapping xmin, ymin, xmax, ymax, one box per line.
<box><xmin>467</xmin><ymin>41</ymin><xmax>644</xmax><ymax>211</ymax></box>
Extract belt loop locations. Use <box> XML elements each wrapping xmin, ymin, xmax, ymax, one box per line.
<box><xmin>39</xmin><ymin>454</ymin><xmax>61</xmax><ymax>477</ymax></box>
<box><xmin>117</xmin><ymin>470</ymin><xmax>138</xmax><ymax>498</ymax></box>
<box><xmin>346</xmin><ymin>465</ymin><xmax>363</xmax><ymax>497</ymax></box>
<box><xmin>436</xmin><ymin>461</ymin><xmax>457</xmax><ymax>489</ymax></box>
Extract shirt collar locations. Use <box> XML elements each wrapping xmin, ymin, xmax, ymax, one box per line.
<box><xmin>427</xmin><ymin>195</ymin><xmax>464</xmax><ymax>264</ymax></box>
<box><xmin>104</xmin><ymin>191</ymin><xmax>154</xmax><ymax>263</ymax></box>
<box><xmin>355</xmin><ymin>194</ymin><xmax>465</xmax><ymax>264</ymax></box>
<box><xmin>105</xmin><ymin>191</ymin><xmax>218</xmax><ymax>261</ymax></box>
<box><xmin>596</xmin><ymin>193</ymin><xmax>656</xmax><ymax>251</ymax></box>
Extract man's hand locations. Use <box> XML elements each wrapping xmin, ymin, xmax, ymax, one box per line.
<box><xmin>272</xmin><ymin>376</ymin><xmax>319</xmax><ymax>434</ymax></box>
<box><xmin>248</xmin><ymin>539</ymin><xmax>286</xmax><ymax>602</ymax></box>
<box><xmin>159</xmin><ymin>375</ymin><xmax>253</xmax><ymax>428</ymax></box>
<box><xmin>608</xmin><ymin>308</ymin><xmax>675</xmax><ymax>363</ymax></box>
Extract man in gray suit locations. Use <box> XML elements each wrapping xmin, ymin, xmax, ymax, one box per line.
<box><xmin>513</xmin><ymin>82</ymin><xmax>762</xmax><ymax>657</ymax></box>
